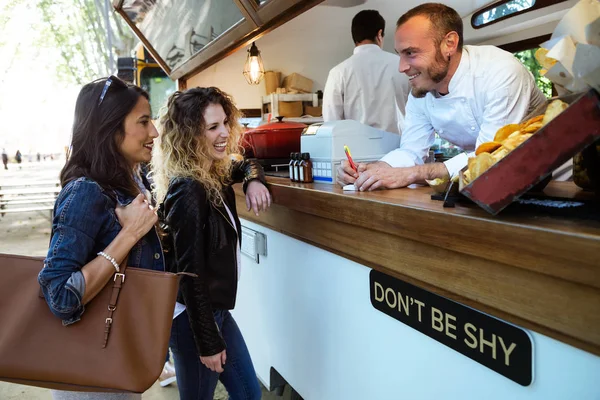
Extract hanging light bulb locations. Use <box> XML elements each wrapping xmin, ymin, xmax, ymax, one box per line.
<box><xmin>243</xmin><ymin>42</ymin><xmax>264</xmax><ymax>85</ymax></box>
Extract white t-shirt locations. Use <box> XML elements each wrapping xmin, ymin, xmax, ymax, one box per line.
<box><xmin>380</xmin><ymin>45</ymin><xmax>547</xmax><ymax>177</ymax></box>
<box><xmin>323</xmin><ymin>44</ymin><xmax>410</xmax><ymax>134</ymax></box>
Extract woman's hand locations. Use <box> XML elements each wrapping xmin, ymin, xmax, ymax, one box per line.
<box><xmin>200</xmin><ymin>350</ymin><xmax>227</xmax><ymax>373</ymax></box>
<box><xmin>245</xmin><ymin>180</ymin><xmax>271</xmax><ymax>216</ymax></box>
<box><xmin>115</xmin><ymin>193</ymin><xmax>158</xmax><ymax>241</ymax></box>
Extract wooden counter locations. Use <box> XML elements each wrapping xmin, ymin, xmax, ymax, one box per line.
<box><xmin>234</xmin><ymin>178</ymin><xmax>600</xmax><ymax>356</ymax></box>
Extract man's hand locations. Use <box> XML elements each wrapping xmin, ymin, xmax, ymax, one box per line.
<box><xmin>337</xmin><ymin>160</ymin><xmax>364</xmax><ymax>185</ymax></box>
<box><xmin>354</xmin><ymin>162</ymin><xmax>450</xmax><ymax>191</ymax></box>
<box><xmin>354</xmin><ymin>164</ymin><xmax>418</xmax><ymax>191</ymax></box>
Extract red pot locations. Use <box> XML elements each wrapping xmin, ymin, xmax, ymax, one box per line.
<box><xmin>241</xmin><ymin>124</ymin><xmax>254</xmax><ymax>158</ymax></box>
<box><xmin>245</xmin><ymin>117</ymin><xmax>306</xmax><ymax>159</ymax></box>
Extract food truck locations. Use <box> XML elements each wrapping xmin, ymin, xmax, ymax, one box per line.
<box><xmin>113</xmin><ymin>0</ymin><xmax>600</xmax><ymax>398</ymax></box>
<box><xmin>117</xmin><ymin>42</ymin><xmax>176</xmax><ymax>119</ymax></box>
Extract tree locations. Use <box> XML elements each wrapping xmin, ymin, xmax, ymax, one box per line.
<box><xmin>0</xmin><ymin>0</ymin><xmax>26</xmax><ymax>48</ymax></box>
<box><xmin>513</xmin><ymin>49</ymin><xmax>553</xmax><ymax>98</ymax></box>
<box><xmin>36</xmin><ymin>0</ymin><xmax>136</xmax><ymax>84</ymax></box>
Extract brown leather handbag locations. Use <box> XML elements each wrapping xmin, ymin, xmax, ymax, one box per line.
<box><xmin>0</xmin><ymin>253</ymin><xmax>180</xmax><ymax>393</ymax></box>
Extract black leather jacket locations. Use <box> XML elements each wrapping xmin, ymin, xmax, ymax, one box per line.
<box><xmin>160</xmin><ymin>160</ymin><xmax>266</xmax><ymax>357</ymax></box>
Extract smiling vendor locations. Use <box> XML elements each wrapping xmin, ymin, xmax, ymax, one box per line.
<box><xmin>337</xmin><ymin>2</ymin><xmax>546</xmax><ymax>190</ymax></box>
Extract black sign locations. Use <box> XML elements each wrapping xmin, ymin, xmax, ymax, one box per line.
<box><xmin>370</xmin><ymin>270</ymin><xmax>533</xmax><ymax>386</ymax></box>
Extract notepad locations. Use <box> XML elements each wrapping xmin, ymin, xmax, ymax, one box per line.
<box><xmin>343</xmin><ymin>184</ymin><xmax>357</xmax><ymax>191</ymax></box>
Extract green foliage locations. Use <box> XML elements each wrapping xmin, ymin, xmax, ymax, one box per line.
<box><xmin>35</xmin><ymin>0</ymin><xmax>135</xmax><ymax>85</ymax></box>
<box><xmin>514</xmin><ymin>48</ymin><xmax>554</xmax><ymax>98</ymax></box>
<box><xmin>0</xmin><ymin>0</ymin><xmax>25</xmax><ymax>47</ymax></box>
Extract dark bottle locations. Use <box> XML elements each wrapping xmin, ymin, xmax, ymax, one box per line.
<box><xmin>298</xmin><ymin>154</ymin><xmax>305</xmax><ymax>183</ymax></box>
<box><xmin>289</xmin><ymin>152</ymin><xmax>295</xmax><ymax>181</ymax></box>
<box><xmin>300</xmin><ymin>152</ymin><xmax>313</xmax><ymax>183</ymax></box>
<box><xmin>292</xmin><ymin>153</ymin><xmax>301</xmax><ymax>183</ymax></box>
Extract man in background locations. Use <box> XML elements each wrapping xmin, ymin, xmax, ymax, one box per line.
<box><xmin>1</xmin><ymin>149</ymin><xmax>8</xmax><ymax>170</ymax></box>
<box><xmin>15</xmin><ymin>150</ymin><xmax>22</xmax><ymax>170</ymax></box>
<box><xmin>323</xmin><ymin>9</ymin><xmax>410</xmax><ymax>134</ymax></box>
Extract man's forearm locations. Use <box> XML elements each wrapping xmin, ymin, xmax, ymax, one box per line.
<box><xmin>356</xmin><ymin>160</ymin><xmax>450</xmax><ymax>190</ymax></box>
<box><xmin>412</xmin><ymin>163</ymin><xmax>450</xmax><ymax>183</ymax></box>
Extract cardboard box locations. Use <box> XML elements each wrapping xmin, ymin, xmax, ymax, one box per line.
<box><xmin>282</xmin><ymin>73</ymin><xmax>313</xmax><ymax>93</ymax></box>
<box><xmin>267</xmin><ymin>101</ymin><xmax>303</xmax><ymax>117</ymax></box>
<box><xmin>304</xmin><ymin>105</ymin><xmax>322</xmax><ymax>117</ymax></box>
<box><xmin>264</xmin><ymin>71</ymin><xmax>281</xmax><ymax>95</ymax></box>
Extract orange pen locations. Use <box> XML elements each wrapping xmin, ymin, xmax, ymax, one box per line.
<box><xmin>344</xmin><ymin>145</ymin><xmax>358</xmax><ymax>173</ymax></box>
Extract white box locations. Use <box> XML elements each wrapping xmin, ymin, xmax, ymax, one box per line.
<box><xmin>300</xmin><ymin>120</ymin><xmax>401</xmax><ymax>184</ymax></box>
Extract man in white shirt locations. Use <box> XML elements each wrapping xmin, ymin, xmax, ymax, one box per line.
<box><xmin>337</xmin><ymin>3</ymin><xmax>546</xmax><ymax>190</ymax></box>
<box><xmin>323</xmin><ymin>9</ymin><xmax>410</xmax><ymax>134</ymax></box>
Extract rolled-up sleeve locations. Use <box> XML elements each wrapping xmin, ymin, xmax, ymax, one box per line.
<box><xmin>443</xmin><ymin>153</ymin><xmax>469</xmax><ymax>178</ymax></box>
<box><xmin>38</xmin><ymin>179</ymin><xmax>111</xmax><ymax>325</ymax></box>
<box><xmin>380</xmin><ymin>96</ymin><xmax>435</xmax><ymax>168</ymax></box>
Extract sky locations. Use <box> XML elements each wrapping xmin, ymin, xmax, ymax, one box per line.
<box><xmin>0</xmin><ymin>1</ymin><xmax>80</xmax><ymax>156</ymax></box>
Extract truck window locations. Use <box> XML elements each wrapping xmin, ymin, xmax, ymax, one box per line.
<box><xmin>139</xmin><ymin>67</ymin><xmax>176</xmax><ymax>119</ymax></box>
<box><xmin>473</xmin><ymin>0</ymin><xmax>536</xmax><ymax>27</ymax></box>
<box><xmin>472</xmin><ymin>0</ymin><xmax>568</xmax><ymax>28</ymax></box>
<box><xmin>120</xmin><ymin>0</ymin><xmax>244</xmax><ymax>70</ymax></box>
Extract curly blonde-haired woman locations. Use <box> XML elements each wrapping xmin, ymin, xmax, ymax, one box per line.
<box><xmin>152</xmin><ymin>87</ymin><xmax>269</xmax><ymax>400</ymax></box>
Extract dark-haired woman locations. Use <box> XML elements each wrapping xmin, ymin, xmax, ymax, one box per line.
<box><xmin>38</xmin><ymin>76</ymin><xmax>161</xmax><ymax>400</ymax></box>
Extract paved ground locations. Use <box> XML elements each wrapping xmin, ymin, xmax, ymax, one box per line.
<box><xmin>0</xmin><ymin>160</ymin><xmax>290</xmax><ymax>399</ymax></box>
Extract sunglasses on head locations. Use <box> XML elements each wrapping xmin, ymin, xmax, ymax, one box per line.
<box><xmin>97</xmin><ymin>75</ymin><xmax>128</xmax><ymax>106</ymax></box>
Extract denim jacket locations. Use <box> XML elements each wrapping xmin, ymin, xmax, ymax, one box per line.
<box><xmin>38</xmin><ymin>177</ymin><xmax>164</xmax><ymax>326</ymax></box>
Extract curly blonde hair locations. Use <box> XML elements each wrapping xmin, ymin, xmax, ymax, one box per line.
<box><xmin>151</xmin><ymin>87</ymin><xmax>243</xmax><ymax>207</ymax></box>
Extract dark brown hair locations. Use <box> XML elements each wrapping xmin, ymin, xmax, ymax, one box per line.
<box><xmin>396</xmin><ymin>3</ymin><xmax>463</xmax><ymax>50</ymax></box>
<box><xmin>61</xmin><ymin>76</ymin><xmax>149</xmax><ymax>196</ymax></box>
<box><xmin>351</xmin><ymin>10</ymin><xmax>385</xmax><ymax>44</ymax></box>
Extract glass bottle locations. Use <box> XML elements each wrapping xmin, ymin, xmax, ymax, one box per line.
<box><xmin>301</xmin><ymin>152</ymin><xmax>313</xmax><ymax>183</ymax></box>
<box><xmin>289</xmin><ymin>152</ymin><xmax>295</xmax><ymax>181</ymax></box>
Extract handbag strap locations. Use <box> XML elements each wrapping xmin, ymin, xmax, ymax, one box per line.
<box><xmin>102</xmin><ymin>259</ymin><xmax>128</xmax><ymax>348</ymax></box>
<box><xmin>102</xmin><ymin>189</ymin><xmax>131</xmax><ymax>347</ymax></box>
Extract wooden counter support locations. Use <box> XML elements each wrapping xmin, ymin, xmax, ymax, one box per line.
<box><xmin>234</xmin><ymin>178</ymin><xmax>600</xmax><ymax>356</ymax></box>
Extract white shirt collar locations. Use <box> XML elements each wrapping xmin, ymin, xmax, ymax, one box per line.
<box><xmin>353</xmin><ymin>44</ymin><xmax>381</xmax><ymax>55</ymax></box>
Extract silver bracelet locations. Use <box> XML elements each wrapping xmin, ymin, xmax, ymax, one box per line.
<box><xmin>97</xmin><ymin>251</ymin><xmax>120</xmax><ymax>273</ymax></box>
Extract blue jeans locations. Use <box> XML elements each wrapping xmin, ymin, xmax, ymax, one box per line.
<box><xmin>169</xmin><ymin>309</ymin><xmax>261</xmax><ymax>400</ymax></box>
